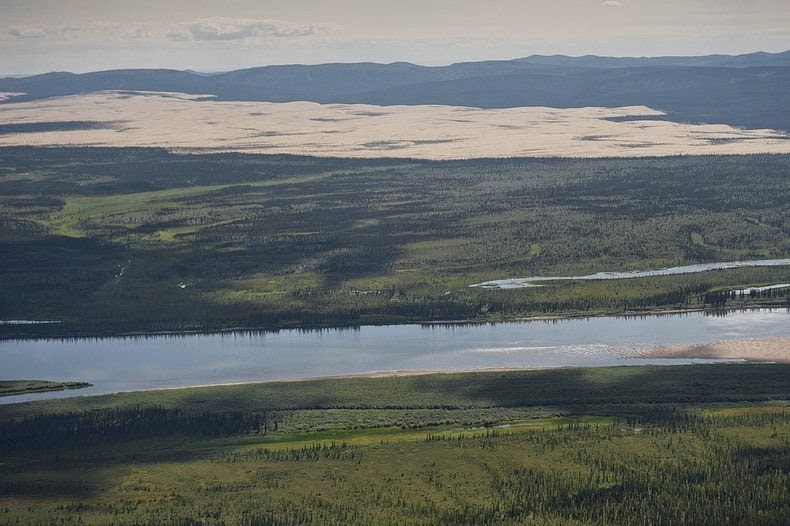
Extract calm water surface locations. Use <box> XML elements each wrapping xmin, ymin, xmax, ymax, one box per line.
<box><xmin>472</xmin><ymin>258</ymin><xmax>790</xmax><ymax>288</ymax></box>
<box><xmin>1</xmin><ymin>308</ymin><xmax>788</xmax><ymax>403</ymax></box>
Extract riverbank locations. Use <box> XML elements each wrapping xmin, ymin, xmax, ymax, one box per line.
<box><xmin>143</xmin><ymin>339</ymin><xmax>790</xmax><ymax>394</ymax></box>
<box><xmin>0</xmin><ymin>380</ymin><xmax>92</xmax><ymax>397</ymax></box>
<box><xmin>2</xmin><ymin>364</ymin><xmax>788</xmax><ymax>417</ymax></box>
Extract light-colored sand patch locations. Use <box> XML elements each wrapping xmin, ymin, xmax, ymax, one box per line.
<box><xmin>629</xmin><ymin>337</ymin><xmax>790</xmax><ymax>363</ymax></box>
<box><xmin>1</xmin><ymin>90</ymin><xmax>789</xmax><ymax>159</ymax></box>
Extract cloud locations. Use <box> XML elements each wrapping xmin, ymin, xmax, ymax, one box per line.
<box><xmin>8</xmin><ymin>26</ymin><xmax>47</xmax><ymax>39</ymax></box>
<box><xmin>601</xmin><ymin>1</ymin><xmax>624</xmax><ymax>6</ymax></box>
<box><xmin>6</xmin><ymin>17</ymin><xmax>325</xmax><ymax>44</ymax></box>
<box><xmin>8</xmin><ymin>21</ymin><xmax>129</xmax><ymax>41</ymax></box>
<box><xmin>171</xmin><ymin>17</ymin><xmax>323</xmax><ymax>42</ymax></box>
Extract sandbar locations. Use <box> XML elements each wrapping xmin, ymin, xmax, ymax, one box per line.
<box><xmin>631</xmin><ymin>337</ymin><xmax>790</xmax><ymax>363</ymax></box>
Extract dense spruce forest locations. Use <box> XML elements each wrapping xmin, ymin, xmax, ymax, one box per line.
<box><xmin>1</xmin><ymin>147</ymin><xmax>789</xmax><ymax>337</ymax></box>
<box><xmin>1</xmin><ymin>364</ymin><xmax>788</xmax><ymax>525</ymax></box>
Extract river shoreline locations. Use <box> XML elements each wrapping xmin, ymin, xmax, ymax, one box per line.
<box><xmin>0</xmin><ymin>380</ymin><xmax>93</xmax><ymax>397</ymax></box>
<box><xmin>10</xmin><ymin>336</ymin><xmax>786</xmax><ymax>401</ymax></box>
<box><xmin>2</xmin><ymin>355</ymin><xmax>783</xmax><ymax>405</ymax></box>
<box><xmin>2</xmin><ymin>303</ymin><xmax>788</xmax><ymax>342</ymax></box>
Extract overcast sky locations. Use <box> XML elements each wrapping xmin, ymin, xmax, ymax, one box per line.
<box><xmin>2</xmin><ymin>0</ymin><xmax>789</xmax><ymax>75</ymax></box>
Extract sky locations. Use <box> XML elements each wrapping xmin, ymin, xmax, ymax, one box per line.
<box><xmin>1</xmin><ymin>0</ymin><xmax>789</xmax><ymax>75</ymax></box>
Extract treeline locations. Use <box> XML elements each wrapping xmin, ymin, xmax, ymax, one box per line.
<box><xmin>5</xmin><ymin>275</ymin><xmax>789</xmax><ymax>339</ymax></box>
<box><xmin>704</xmin><ymin>286</ymin><xmax>790</xmax><ymax>307</ymax></box>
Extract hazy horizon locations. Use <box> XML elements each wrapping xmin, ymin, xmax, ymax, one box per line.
<box><xmin>1</xmin><ymin>48</ymin><xmax>789</xmax><ymax>78</ymax></box>
<box><xmin>2</xmin><ymin>0</ymin><xmax>789</xmax><ymax>76</ymax></box>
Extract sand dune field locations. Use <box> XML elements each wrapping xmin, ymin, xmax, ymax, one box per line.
<box><xmin>1</xmin><ymin>91</ymin><xmax>789</xmax><ymax>159</ymax></box>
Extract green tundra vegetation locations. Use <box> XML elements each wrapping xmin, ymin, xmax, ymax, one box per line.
<box><xmin>1</xmin><ymin>147</ymin><xmax>789</xmax><ymax>337</ymax></box>
<box><xmin>1</xmin><ymin>364</ymin><xmax>788</xmax><ymax>524</ymax></box>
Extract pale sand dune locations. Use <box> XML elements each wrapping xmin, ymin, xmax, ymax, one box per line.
<box><xmin>1</xmin><ymin>91</ymin><xmax>789</xmax><ymax>159</ymax></box>
<box><xmin>631</xmin><ymin>337</ymin><xmax>790</xmax><ymax>363</ymax></box>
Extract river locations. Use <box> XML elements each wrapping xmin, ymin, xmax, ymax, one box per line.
<box><xmin>1</xmin><ymin>308</ymin><xmax>788</xmax><ymax>404</ymax></box>
<box><xmin>470</xmin><ymin>258</ymin><xmax>790</xmax><ymax>288</ymax></box>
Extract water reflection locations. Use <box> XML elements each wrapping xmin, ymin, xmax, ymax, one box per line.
<box><xmin>1</xmin><ymin>308</ymin><xmax>788</xmax><ymax>404</ymax></box>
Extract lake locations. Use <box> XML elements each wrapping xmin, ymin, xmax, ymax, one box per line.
<box><xmin>1</xmin><ymin>308</ymin><xmax>788</xmax><ymax>404</ymax></box>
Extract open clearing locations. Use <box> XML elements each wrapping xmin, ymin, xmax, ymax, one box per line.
<box><xmin>1</xmin><ymin>91</ymin><xmax>789</xmax><ymax>158</ymax></box>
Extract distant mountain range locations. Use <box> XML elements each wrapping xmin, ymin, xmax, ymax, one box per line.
<box><xmin>2</xmin><ymin>50</ymin><xmax>789</xmax><ymax>131</ymax></box>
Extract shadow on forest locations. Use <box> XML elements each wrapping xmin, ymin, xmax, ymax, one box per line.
<box><xmin>2</xmin><ymin>363</ymin><xmax>789</xmax><ymax>499</ymax></box>
<box><xmin>408</xmin><ymin>363</ymin><xmax>790</xmax><ymax>412</ymax></box>
<box><xmin>0</xmin><ymin>434</ymin><xmax>226</xmax><ymax>498</ymax></box>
